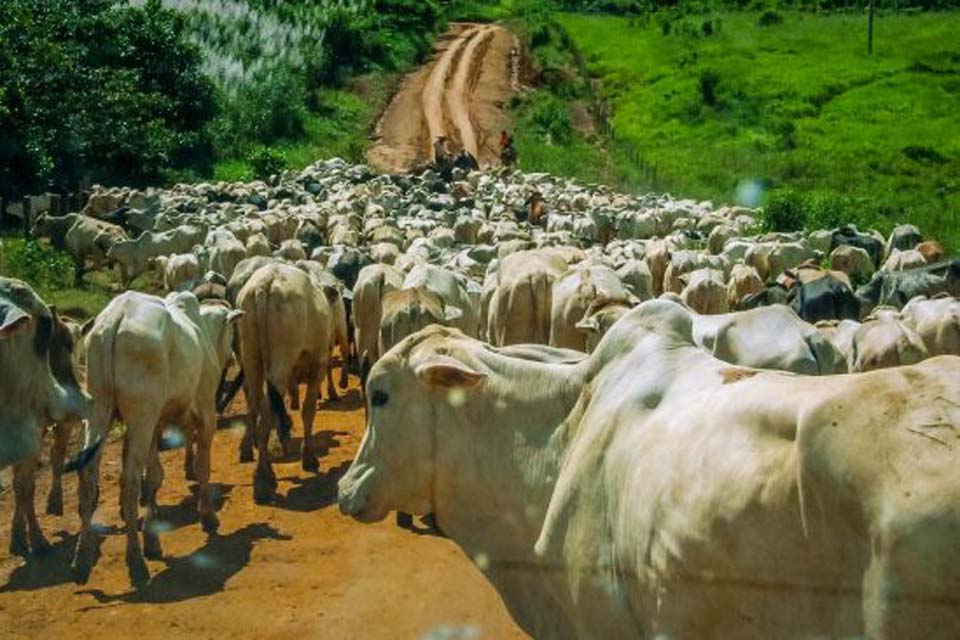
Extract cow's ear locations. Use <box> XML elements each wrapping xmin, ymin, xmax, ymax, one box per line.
<box><xmin>415</xmin><ymin>356</ymin><xmax>485</xmax><ymax>389</ymax></box>
<box><xmin>226</xmin><ymin>309</ymin><xmax>244</xmax><ymax>325</ymax></box>
<box><xmin>0</xmin><ymin>306</ymin><xmax>30</xmax><ymax>339</ymax></box>
<box><xmin>575</xmin><ymin>316</ymin><xmax>600</xmax><ymax>334</ymax></box>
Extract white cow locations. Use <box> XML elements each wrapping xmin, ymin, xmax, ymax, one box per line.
<box><xmin>402</xmin><ymin>265</ymin><xmax>479</xmax><ymax>338</ymax></box>
<box><xmin>550</xmin><ymin>265</ymin><xmax>632</xmax><ymax>351</ymax></box>
<box><xmin>901</xmin><ymin>296</ymin><xmax>960</xmax><ymax>356</ymax></box>
<box><xmin>680</xmin><ymin>268</ymin><xmax>728</xmax><ymax>315</ymax></box>
<box><xmin>155</xmin><ymin>253</ymin><xmax>202</xmax><ymax>292</ymax></box>
<box><xmin>340</xmin><ymin>304</ymin><xmax>960</xmax><ymax>639</ymax></box>
<box><xmin>236</xmin><ymin>263</ymin><xmax>334</xmax><ymax>504</ymax></box>
<box><xmin>352</xmin><ymin>264</ymin><xmax>405</xmax><ymax>380</ymax></box>
<box><xmin>726</xmin><ymin>263</ymin><xmax>764</xmax><ymax>309</ymax></box>
<box><xmin>205</xmin><ymin>229</ymin><xmax>247</xmax><ymax>279</ymax></box>
<box><xmin>0</xmin><ymin>278</ymin><xmax>88</xmax><ymax>469</ymax></box>
<box><xmin>489</xmin><ymin>249</ymin><xmax>568</xmax><ymax>346</ymax></box>
<box><xmin>72</xmin><ymin>291</ymin><xmax>241</xmax><ymax>585</ymax></box>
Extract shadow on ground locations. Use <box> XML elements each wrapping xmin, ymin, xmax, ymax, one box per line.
<box><xmin>0</xmin><ymin>531</ymin><xmax>82</xmax><ymax>592</ymax></box>
<box><xmin>77</xmin><ymin>522</ymin><xmax>290</xmax><ymax>606</ymax></box>
<box><xmin>277</xmin><ymin>460</ymin><xmax>352</xmax><ymax>512</ymax></box>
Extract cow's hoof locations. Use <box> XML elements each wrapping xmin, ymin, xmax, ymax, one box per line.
<box><xmin>143</xmin><ymin>534</ymin><xmax>163</xmax><ymax>561</ymax></box>
<box><xmin>301</xmin><ymin>454</ymin><xmax>320</xmax><ymax>473</ymax></box>
<box><xmin>72</xmin><ymin>561</ymin><xmax>92</xmax><ymax>585</ymax></box>
<box><xmin>253</xmin><ymin>482</ymin><xmax>274</xmax><ymax>506</ymax></box>
<box><xmin>239</xmin><ymin>447</ymin><xmax>254</xmax><ymax>464</ymax></box>
<box><xmin>201</xmin><ymin>512</ymin><xmax>220</xmax><ymax>534</ymax></box>
<box><xmin>9</xmin><ymin>532</ymin><xmax>29</xmax><ymax>557</ymax></box>
<box><xmin>396</xmin><ymin>512</ymin><xmax>414</xmax><ymax>529</ymax></box>
<box><xmin>46</xmin><ymin>494</ymin><xmax>64</xmax><ymax>516</ymax></box>
<box><xmin>128</xmin><ymin>557</ymin><xmax>150</xmax><ymax>588</ymax></box>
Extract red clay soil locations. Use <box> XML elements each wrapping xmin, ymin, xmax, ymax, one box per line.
<box><xmin>368</xmin><ymin>23</ymin><xmax>518</xmax><ymax>174</ymax></box>
<box><xmin>0</xmin><ymin>373</ymin><xmax>528</xmax><ymax>640</ymax></box>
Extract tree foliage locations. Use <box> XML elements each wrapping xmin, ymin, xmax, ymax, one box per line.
<box><xmin>0</xmin><ymin>0</ymin><xmax>216</xmax><ymax>199</ymax></box>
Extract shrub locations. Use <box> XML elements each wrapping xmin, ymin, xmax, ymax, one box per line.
<box><xmin>698</xmin><ymin>69</ymin><xmax>721</xmax><ymax>106</ymax></box>
<box><xmin>523</xmin><ymin>93</ymin><xmax>575</xmax><ymax>145</ymax></box>
<box><xmin>902</xmin><ymin>145</ymin><xmax>947</xmax><ymax>164</ymax></box>
<box><xmin>247</xmin><ymin>147</ymin><xmax>287</xmax><ymax>180</ymax></box>
<box><xmin>759</xmin><ymin>190</ymin><xmax>806</xmax><ymax>232</ymax></box>
<box><xmin>4</xmin><ymin>239</ymin><xmax>74</xmax><ymax>291</ymax></box>
<box><xmin>757</xmin><ymin>11</ymin><xmax>784</xmax><ymax>27</ymax></box>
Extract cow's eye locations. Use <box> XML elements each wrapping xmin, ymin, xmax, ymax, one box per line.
<box><xmin>371</xmin><ymin>390</ymin><xmax>389</xmax><ymax>408</ymax></box>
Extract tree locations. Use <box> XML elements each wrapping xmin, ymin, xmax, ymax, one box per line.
<box><xmin>0</xmin><ymin>0</ymin><xmax>216</xmax><ymax>199</ymax></box>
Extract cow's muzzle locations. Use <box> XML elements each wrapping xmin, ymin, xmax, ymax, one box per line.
<box><xmin>337</xmin><ymin>464</ymin><xmax>382</xmax><ymax>522</ymax></box>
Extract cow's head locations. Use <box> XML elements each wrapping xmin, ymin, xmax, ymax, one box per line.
<box><xmin>0</xmin><ymin>278</ymin><xmax>90</xmax><ymax>467</ymax></box>
<box><xmin>338</xmin><ymin>326</ymin><xmax>486</xmax><ymax>523</ymax></box>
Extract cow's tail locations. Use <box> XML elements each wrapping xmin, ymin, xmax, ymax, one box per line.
<box><xmin>66</xmin><ymin>321</ymin><xmax>117</xmax><ymax>472</ymax></box>
<box><xmin>258</xmin><ymin>281</ymin><xmax>292</xmax><ymax>442</ymax></box>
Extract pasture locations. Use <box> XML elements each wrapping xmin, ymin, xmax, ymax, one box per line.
<box><xmin>541</xmin><ymin>11</ymin><xmax>960</xmax><ymax>249</ymax></box>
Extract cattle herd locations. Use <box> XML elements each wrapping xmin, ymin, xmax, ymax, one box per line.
<box><xmin>3</xmin><ymin>157</ymin><xmax>960</xmax><ymax>638</ymax></box>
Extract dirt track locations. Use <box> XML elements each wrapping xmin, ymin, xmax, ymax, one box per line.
<box><xmin>368</xmin><ymin>23</ymin><xmax>518</xmax><ymax>174</ymax></box>
<box><xmin>0</xmin><ymin>373</ymin><xmax>527</xmax><ymax>639</ymax></box>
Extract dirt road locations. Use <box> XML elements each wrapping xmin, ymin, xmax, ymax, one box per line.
<box><xmin>368</xmin><ymin>23</ymin><xmax>518</xmax><ymax>174</ymax></box>
<box><xmin>0</xmin><ymin>374</ymin><xmax>528</xmax><ymax>639</ymax></box>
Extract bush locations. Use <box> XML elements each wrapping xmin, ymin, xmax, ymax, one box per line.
<box><xmin>247</xmin><ymin>147</ymin><xmax>287</xmax><ymax>181</ymax></box>
<box><xmin>759</xmin><ymin>190</ymin><xmax>806</xmax><ymax>232</ymax></box>
<box><xmin>523</xmin><ymin>93</ymin><xmax>575</xmax><ymax>145</ymax></box>
<box><xmin>699</xmin><ymin>69</ymin><xmax>721</xmax><ymax>106</ymax></box>
<box><xmin>3</xmin><ymin>239</ymin><xmax>74</xmax><ymax>291</ymax></box>
<box><xmin>757</xmin><ymin>11</ymin><xmax>784</xmax><ymax>27</ymax></box>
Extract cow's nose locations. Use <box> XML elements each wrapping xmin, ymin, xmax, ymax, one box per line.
<box><xmin>337</xmin><ymin>486</ymin><xmax>367</xmax><ymax>516</ymax></box>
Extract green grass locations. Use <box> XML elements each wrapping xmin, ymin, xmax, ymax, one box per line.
<box><xmin>1</xmin><ymin>234</ymin><xmax>164</xmax><ymax>318</ymax></box>
<box><xmin>544</xmin><ymin>10</ymin><xmax>960</xmax><ymax>248</ymax></box>
<box><xmin>213</xmin><ymin>73</ymin><xmax>396</xmax><ymax>181</ymax></box>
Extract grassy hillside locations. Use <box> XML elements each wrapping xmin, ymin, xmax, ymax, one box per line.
<box><xmin>549</xmin><ymin>11</ymin><xmax>960</xmax><ymax>247</ymax></box>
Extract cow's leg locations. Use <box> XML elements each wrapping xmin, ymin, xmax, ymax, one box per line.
<box><xmin>183</xmin><ymin>425</ymin><xmax>197</xmax><ymax>483</ymax></box>
<box><xmin>301</xmin><ymin>368</ymin><xmax>321</xmax><ymax>473</ymax></box>
<box><xmin>141</xmin><ymin>441</ymin><xmax>164</xmax><ymax>561</ymax></box>
<box><xmin>249</xmin><ymin>373</ymin><xmax>276</xmax><ymax>505</ymax></box>
<box><xmin>194</xmin><ymin>411</ymin><xmax>220</xmax><ymax>533</ymax></box>
<box><xmin>46</xmin><ymin>419</ymin><xmax>74</xmax><ymax>516</ymax></box>
<box><xmin>121</xmin><ymin>417</ymin><xmax>156</xmax><ymax>586</ymax></box>
<box><xmin>10</xmin><ymin>455</ymin><xmax>47</xmax><ymax>555</ymax></box>
<box><xmin>239</xmin><ymin>408</ymin><xmax>255</xmax><ymax>464</ymax></box>
<box><xmin>288</xmin><ymin>381</ymin><xmax>300</xmax><ymax>411</ymax></box>
<box><xmin>72</xmin><ymin>420</ymin><xmax>105</xmax><ymax>584</ymax></box>
<box><xmin>325</xmin><ymin>367</ymin><xmax>339</xmax><ymax>402</ymax></box>
<box><xmin>339</xmin><ymin>335</ymin><xmax>350</xmax><ymax>389</ymax></box>
<box><xmin>254</xmin><ymin>405</ymin><xmax>277</xmax><ymax>504</ymax></box>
